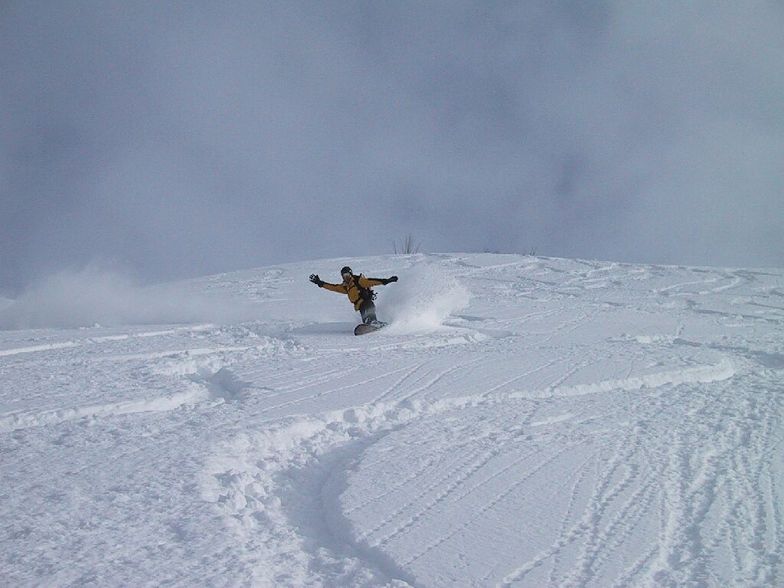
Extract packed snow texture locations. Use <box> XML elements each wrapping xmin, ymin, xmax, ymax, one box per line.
<box><xmin>1</xmin><ymin>254</ymin><xmax>782</xmax><ymax>586</ymax></box>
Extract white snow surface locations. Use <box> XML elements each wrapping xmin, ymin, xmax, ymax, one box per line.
<box><xmin>1</xmin><ymin>253</ymin><xmax>783</xmax><ymax>587</ymax></box>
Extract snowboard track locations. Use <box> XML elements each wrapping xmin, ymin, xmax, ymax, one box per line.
<box><xmin>204</xmin><ymin>354</ymin><xmax>748</xmax><ymax>586</ymax></box>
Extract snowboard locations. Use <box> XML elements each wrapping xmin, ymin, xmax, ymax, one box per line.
<box><xmin>354</xmin><ymin>322</ymin><xmax>386</xmax><ymax>336</ymax></box>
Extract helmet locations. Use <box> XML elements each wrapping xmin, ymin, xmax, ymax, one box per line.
<box><xmin>340</xmin><ymin>266</ymin><xmax>352</xmax><ymax>276</ymax></box>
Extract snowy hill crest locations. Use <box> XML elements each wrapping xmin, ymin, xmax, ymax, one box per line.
<box><xmin>1</xmin><ymin>254</ymin><xmax>782</xmax><ymax>586</ymax></box>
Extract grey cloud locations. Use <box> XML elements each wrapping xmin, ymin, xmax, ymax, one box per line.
<box><xmin>1</xmin><ymin>1</ymin><xmax>782</xmax><ymax>294</ymax></box>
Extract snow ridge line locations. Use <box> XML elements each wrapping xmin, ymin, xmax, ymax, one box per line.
<box><xmin>0</xmin><ymin>325</ymin><xmax>216</xmax><ymax>357</ymax></box>
<box><xmin>202</xmin><ymin>357</ymin><xmax>735</xmax><ymax>585</ymax></box>
<box><xmin>0</xmin><ymin>386</ymin><xmax>211</xmax><ymax>433</ymax></box>
<box><xmin>0</xmin><ymin>341</ymin><xmax>80</xmax><ymax>357</ymax></box>
<box><xmin>485</xmin><ymin>356</ymin><xmax>736</xmax><ymax>403</ymax></box>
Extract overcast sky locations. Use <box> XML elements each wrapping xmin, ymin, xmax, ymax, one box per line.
<box><xmin>2</xmin><ymin>1</ymin><xmax>782</xmax><ymax>293</ymax></box>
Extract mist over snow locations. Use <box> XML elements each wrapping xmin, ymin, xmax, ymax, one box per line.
<box><xmin>2</xmin><ymin>2</ymin><xmax>783</xmax><ymax>294</ymax></box>
<box><xmin>1</xmin><ymin>253</ymin><xmax>782</xmax><ymax>586</ymax></box>
<box><xmin>0</xmin><ymin>264</ymin><xmax>262</xmax><ymax>330</ymax></box>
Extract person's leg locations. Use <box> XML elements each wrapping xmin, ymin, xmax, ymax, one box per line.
<box><xmin>360</xmin><ymin>300</ymin><xmax>378</xmax><ymax>324</ymax></box>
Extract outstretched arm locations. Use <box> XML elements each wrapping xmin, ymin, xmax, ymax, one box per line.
<box><xmin>321</xmin><ymin>282</ymin><xmax>348</xmax><ymax>294</ymax></box>
<box><xmin>309</xmin><ymin>274</ymin><xmax>347</xmax><ymax>294</ymax></box>
<box><xmin>359</xmin><ymin>275</ymin><xmax>398</xmax><ymax>287</ymax></box>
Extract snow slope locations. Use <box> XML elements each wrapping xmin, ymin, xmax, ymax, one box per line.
<box><xmin>1</xmin><ymin>254</ymin><xmax>782</xmax><ymax>587</ymax></box>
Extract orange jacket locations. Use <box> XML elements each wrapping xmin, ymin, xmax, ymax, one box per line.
<box><xmin>320</xmin><ymin>274</ymin><xmax>387</xmax><ymax>310</ymax></box>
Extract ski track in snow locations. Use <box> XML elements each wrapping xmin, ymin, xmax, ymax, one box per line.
<box><xmin>2</xmin><ymin>254</ymin><xmax>783</xmax><ymax>586</ymax></box>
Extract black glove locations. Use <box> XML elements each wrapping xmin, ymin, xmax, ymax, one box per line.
<box><xmin>309</xmin><ymin>274</ymin><xmax>324</xmax><ymax>287</ymax></box>
<box><xmin>384</xmin><ymin>276</ymin><xmax>398</xmax><ymax>284</ymax></box>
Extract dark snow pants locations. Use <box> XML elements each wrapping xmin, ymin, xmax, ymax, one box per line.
<box><xmin>359</xmin><ymin>300</ymin><xmax>378</xmax><ymax>324</ymax></box>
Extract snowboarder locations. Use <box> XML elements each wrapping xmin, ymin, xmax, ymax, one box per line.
<box><xmin>309</xmin><ymin>266</ymin><xmax>398</xmax><ymax>326</ymax></box>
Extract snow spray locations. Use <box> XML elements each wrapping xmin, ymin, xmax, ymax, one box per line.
<box><xmin>381</xmin><ymin>264</ymin><xmax>470</xmax><ymax>334</ymax></box>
